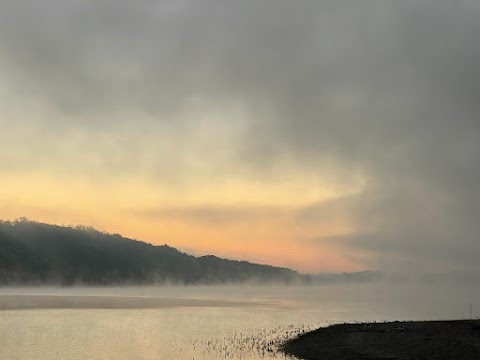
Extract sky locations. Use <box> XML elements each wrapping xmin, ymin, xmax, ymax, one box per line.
<box><xmin>0</xmin><ymin>0</ymin><xmax>479</xmax><ymax>273</ymax></box>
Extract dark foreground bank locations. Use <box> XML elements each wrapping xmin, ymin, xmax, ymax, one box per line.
<box><xmin>283</xmin><ymin>319</ymin><xmax>480</xmax><ymax>360</ymax></box>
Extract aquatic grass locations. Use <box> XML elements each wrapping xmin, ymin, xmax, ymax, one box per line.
<box><xmin>192</xmin><ymin>323</ymin><xmax>315</xmax><ymax>359</ymax></box>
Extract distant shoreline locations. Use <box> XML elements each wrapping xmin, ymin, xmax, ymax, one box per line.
<box><xmin>283</xmin><ymin>319</ymin><xmax>480</xmax><ymax>360</ymax></box>
<box><xmin>0</xmin><ymin>294</ymin><xmax>281</xmax><ymax>310</ymax></box>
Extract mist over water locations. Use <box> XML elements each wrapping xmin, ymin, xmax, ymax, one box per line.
<box><xmin>1</xmin><ymin>0</ymin><xmax>478</xmax><ymax>358</ymax></box>
<box><xmin>1</xmin><ymin>283</ymin><xmax>479</xmax><ymax>360</ymax></box>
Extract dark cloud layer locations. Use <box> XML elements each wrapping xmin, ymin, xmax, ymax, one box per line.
<box><xmin>1</xmin><ymin>0</ymin><xmax>479</xmax><ymax>271</ymax></box>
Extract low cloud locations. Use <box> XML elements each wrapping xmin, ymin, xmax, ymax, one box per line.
<box><xmin>1</xmin><ymin>0</ymin><xmax>479</xmax><ymax>271</ymax></box>
<box><xmin>135</xmin><ymin>205</ymin><xmax>288</xmax><ymax>224</ymax></box>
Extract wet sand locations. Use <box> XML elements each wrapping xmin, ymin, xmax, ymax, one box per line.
<box><xmin>0</xmin><ymin>294</ymin><xmax>276</xmax><ymax>310</ymax></box>
<box><xmin>284</xmin><ymin>319</ymin><xmax>480</xmax><ymax>360</ymax></box>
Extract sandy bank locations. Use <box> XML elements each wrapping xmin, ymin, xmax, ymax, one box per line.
<box><xmin>0</xmin><ymin>294</ymin><xmax>274</xmax><ymax>310</ymax></box>
<box><xmin>284</xmin><ymin>319</ymin><xmax>480</xmax><ymax>360</ymax></box>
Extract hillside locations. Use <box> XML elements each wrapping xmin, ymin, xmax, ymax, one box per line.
<box><xmin>0</xmin><ymin>219</ymin><xmax>305</xmax><ymax>285</ymax></box>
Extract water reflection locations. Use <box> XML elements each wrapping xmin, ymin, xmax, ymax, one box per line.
<box><xmin>1</xmin><ymin>284</ymin><xmax>478</xmax><ymax>359</ymax></box>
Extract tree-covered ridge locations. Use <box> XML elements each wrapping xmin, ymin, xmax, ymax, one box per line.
<box><xmin>0</xmin><ymin>219</ymin><xmax>304</xmax><ymax>285</ymax></box>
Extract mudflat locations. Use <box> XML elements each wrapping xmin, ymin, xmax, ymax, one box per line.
<box><xmin>283</xmin><ymin>319</ymin><xmax>480</xmax><ymax>360</ymax></box>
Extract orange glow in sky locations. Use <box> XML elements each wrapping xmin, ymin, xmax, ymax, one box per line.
<box><xmin>0</xmin><ymin>168</ymin><xmax>365</xmax><ymax>273</ymax></box>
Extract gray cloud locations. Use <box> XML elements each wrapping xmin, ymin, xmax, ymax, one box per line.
<box><xmin>135</xmin><ymin>205</ymin><xmax>288</xmax><ymax>224</ymax></box>
<box><xmin>1</xmin><ymin>0</ymin><xmax>479</xmax><ymax>270</ymax></box>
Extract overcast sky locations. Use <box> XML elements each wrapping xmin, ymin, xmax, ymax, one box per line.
<box><xmin>1</xmin><ymin>0</ymin><xmax>479</xmax><ymax>273</ymax></box>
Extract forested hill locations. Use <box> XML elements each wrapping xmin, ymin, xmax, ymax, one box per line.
<box><xmin>0</xmin><ymin>219</ymin><xmax>306</xmax><ymax>285</ymax></box>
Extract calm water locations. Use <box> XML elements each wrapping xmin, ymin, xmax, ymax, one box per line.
<box><xmin>1</xmin><ymin>284</ymin><xmax>478</xmax><ymax>360</ymax></box>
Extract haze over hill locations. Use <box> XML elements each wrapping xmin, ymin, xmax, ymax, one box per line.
<box><xmin>0</xmin><ymin>219</ymin><xmax>310</xmax><ymax>285</ymax></box>
<box><xmin>2</xmin><ymin>219</ymin><xmax>474</xmax><ymax>287</ymax></box>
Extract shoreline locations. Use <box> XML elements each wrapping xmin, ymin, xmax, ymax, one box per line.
<box><xmin>283</xmin><ymin>319</ymin><xmax>480</xmax><ymax>360</ymax></box>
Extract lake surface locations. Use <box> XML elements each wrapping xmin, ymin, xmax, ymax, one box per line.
<box><xmin>1</xmin><ymin>283</ymin><xmax>478</xmax><ymax>360</ymax></box>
